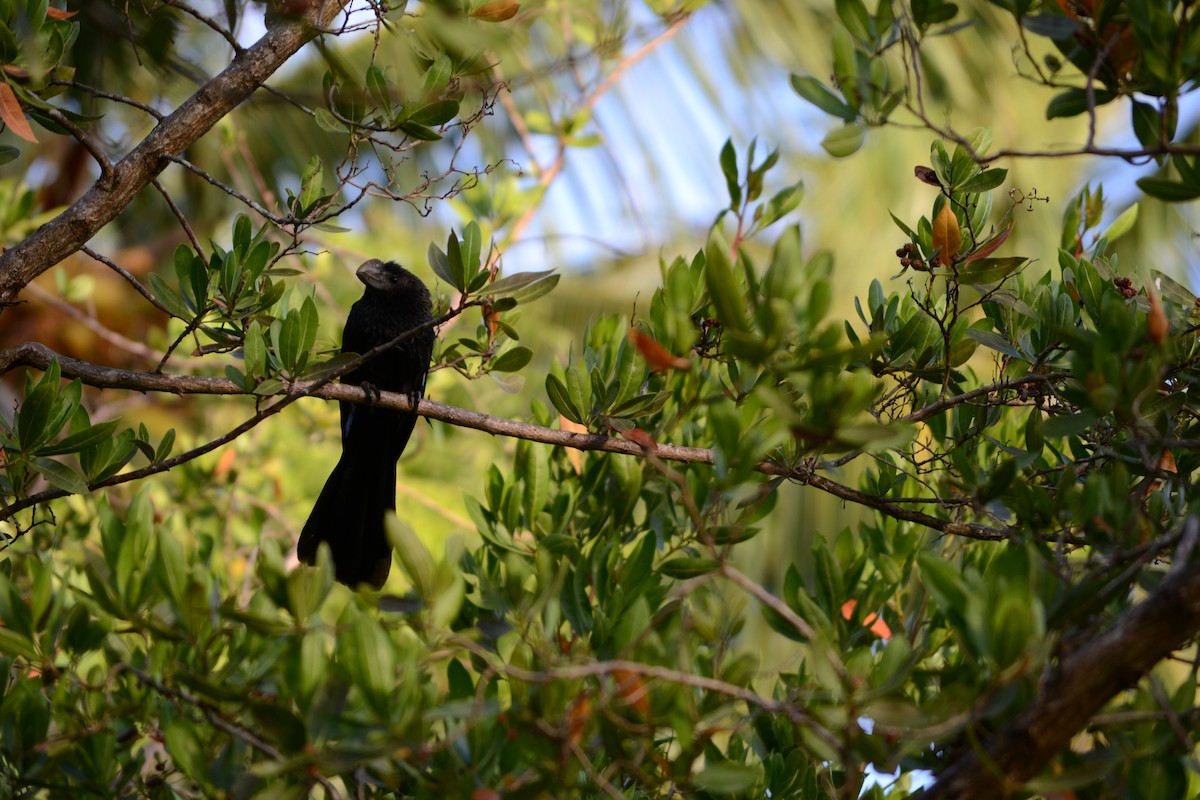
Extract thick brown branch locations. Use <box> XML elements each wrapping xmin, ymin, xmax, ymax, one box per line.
<box><xmin>916</xmin><ymin>519</ymin><xmax>1200</xmax><ymax>800</ymax></box>
<box><xmin>0</xmin><ymin>0</ymin><xmax>351</xmax><ymax>309</ymax></box>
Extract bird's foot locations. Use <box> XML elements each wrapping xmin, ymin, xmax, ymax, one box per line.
<box><xmin>360</xmin><ymin>381</ymin><xmax>383</xmax><ymax>404</ymax></box>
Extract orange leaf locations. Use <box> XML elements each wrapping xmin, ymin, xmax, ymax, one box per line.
<box><xmin>612</xmin><ymin>668</ymin><xmax>650</xmax><ymax>717</ymax></box>
<box><xmin>622</xmin><ymin>427</ymin><xmax>658</xmax><ymax>454</ymax></box>
<box><xmin>1147</xmin><ymin>287</ymin><xmax>1168</xmax><ymax>344</ymax></box>
<box><xmin>629</xmin><ymin>329</ymin><xmax>691</xmax><ymax>372</ymax></box>
<box><xmin>215</xmin><ymin>447</ymin><xmax>238</xmax><ymax>481</ymax></box>
<box><xmin>560</xmin><ymin>416</ymin><xmax>588</xmax><ymax>473</ymax></box>
<box><xmin>931</xmin><ymin>204</ymin><xmax>961</xmax><ymax>264</ymax></box>
<box><xmin>842</xmin><ymin>599</ymin><xmax>891</xmax><ymax>638</ymax></box>
<box><xmin>471</xmin><ymin>1</ymin><xmax>521</xmax><ymax>21</ymax></box>
<box><xmin>566</xmin><ymin>695</ymin><xmax>591</xmax><ymax>745</ymax></box>
<box><xmin>482</xmin><ymin>301</ymin><xmax>500</xmax><ymax>336</ymax></box>
<box><xmin>45</xmin><ymin>7</ymin><xmax>77</xmax><ymax>19</ymax></box>
<box><xmin>0</xmin><ymin>82</ymin><xmax>36</xmax><ymax>143</ymax></box>
<box><xmin>862</xmin><ymin>612</ymin><xmax>893</xmax><ymax>639</ymax></box>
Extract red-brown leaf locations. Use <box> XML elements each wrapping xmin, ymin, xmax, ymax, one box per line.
<box><xmin>963</xmin><ymin>223</ymin><xmax>1013</xmax><ymax>262</ymax></box>
<box><xmin>629</xmin><ymin>329</ymin><xmax>690</xmax><ymax>372</ymax></box>
<box><xmin>0</xmin><ymin>82</ymin><xmax>36</xmax><ymax>143</ymax></box>
<box><xmin>622</xmin><ymin>427</ymin><xmax>658</xmax><ymax>453</ymax></box>
<box><xmin>45</xmin><ymin>7</ymin><xmax>77</xmax><ymax>19</ymax></box>
<box><xmin>612</xmin><ymin>668</ymin><xmax>650</xmax><ymax>717</ymax></box>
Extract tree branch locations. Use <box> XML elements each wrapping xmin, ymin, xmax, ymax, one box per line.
<box><xmin>0</xmin><ymin>0</ymin><xmax>352</xmax><ymax>309</ymax></box>
<box><xmin>916</xmin><ymin>518</ymin><xmax>1200</xmax><ymax>800</ymax></box>
<box><xmin>0</xmin><ymin>341</ymin><xmax>1018</xmax><ymax>544</ymax></box>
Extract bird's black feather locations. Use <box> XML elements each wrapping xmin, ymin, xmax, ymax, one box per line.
<box><xmin>297</xmin><ymin>260</ymin><xmax>434</xmax><ymax>588</ymax></box>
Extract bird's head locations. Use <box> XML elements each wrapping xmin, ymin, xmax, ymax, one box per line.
<box><xmin>356</xmin><ymin>259</ymin><xmax>424</xmax><ymax>295</ymax></box>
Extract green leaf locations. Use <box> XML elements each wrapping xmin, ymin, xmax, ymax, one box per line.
<box><xmin>719</xmin><ymin>138</ymin><xmax>740</xmax><ymax>208</ymax></box>
<box><xmin>446</xmin><ymin>231</ymin><xmax>466</xmax><ymax>291</ymax></box>
<box><xmin>148</xmin><ymin>273</ymin><xmax>192</xmax><ymax>319</ymax></box>
<box><xmin>162</xmin><ymin>719</ymin><xmax>208</xmax><ymax>785</ymax></box>
<box><xmin>0</xmin><ymin>627</ymin><xmax>40</xmax><ymax>661</ymax></box>
<box><xmin>489</xmin><ymin>268</ymin><xmax>557</xmax><ymax>297</ymax></box>
<box><xmin>835</xmin><ymin>0</ymin><xmax>873</xmax><ymax>41</ymax></box>
<box><xmin>300</xmin><ymin>352</ymin><xmax>359</xmax><ymax>382</ymax></box>
<box><xmin>342</xmin><ymin>609</ymin><xmax>396</xmax><ymax>714</ymax></box>
<box><xmin>17</xmin><ymin>381</ymin><xmax>57</xmax><ymax>453</ymax></box>
<box><xmin>299</xmin><ymin>155</ymin><xmax>324</xmax><ymax>212</ymax></box>
<box><xmin>959</xmin><ymin>256</ymin><xmax>1027</xmax><ymax>286</ymax></box>
<box><xmin>704</xmin><ymin>230</ymin><xmax>748</xmax><ymax>332</ymax></box>
<box><xmin>694</xmin><ymin>763</ymin><xmax>762</xmax><ymax>795</ymax></box>
<box><xmin>1102</xmin><ymin>203</ymin><xmax>1138</xmax><ymax>243</ymax></box>
<box><xmin>546</xmin><ymin>374</ymin><xmax>583</xmax><ymax>424</ymax></box>
<box><xmin>1045</xmin><ymin>88</ymin><xmax>1116</xmax><ymax>119</ymax></box>
<box><xmin>1042</xmin><ymin>411</ymin><xmax>1096</xmax><ymax>437</ymax></box>
<box><xmin>388</xmin><ymin>515</ymin><xmax>435</xmax><ymax>597</ymax></box>
<box><xmin>286</xmin><ymin>554</ymin><xmax>330</xmax><ymax>622</ymax></box>
<box><xmin>1131</xmin><ymin>100</ymin><xmax>1168</xmax><ymax>150</ymax></box>
<box><xmin>154</xmin><ymin>428</ymin><xmax>176</xmax><ymax>463</ymax></box>
<box><xmin>790</xmin><ymin>74</ymin><xmax>856</xmax><ymax>122</ymax></box>
<box><xmin>313</xmin><ymin>107</ymin><xmax>343</xmax><ymax>133</ymax></box>
<box><xmin>492</xmin><ymin>346</ymin><xmax>532</xmax><ymax>373</ymax></box>
<box><xmin>957</xmin><ymin>167</ymin><xmax>1007</xmax><ymax>193</ymax></box>
<box><xmin>249</xmin><ymin>702</ymin><xmax>308</xmax><ymax>754</ymax></box>
<box><xmin>398</xmin><ymin>120</ymin><xmax>442</xmax><ymax>141</ymax></box>
<box><xmin>244</xmin><ymin>240</ymin><xmax>272</xmax><ymax>283</ymax></box>
<box><xmin>232</xmin><ymin>214</ymin><xmax>251</xmax><ymax>252</ymax></box>
<box><xmin>821</xmin><ymin>121</ymin><xmax>867</xmax><ymax>157</ymax></box>
<box><xmin>660</xmin><ymin>557</ymin><xmax>720</xmax><ymax>578</ymax></box>
<box><xmin>243</xmin><ymin>325</ymin><xmax>267</xmax><ymax>378</ymax></box>
<box><xmin>759</xmin><ymin>182</ymin><xmax>804</xmax><ymax>229</ymax></box>
<box><xmin>366</xmin><ymin>64</ymin><xmax>390</xmax><ymax>110</ymax></box>
<box><xmin>37</xmin><ymin>418</ymin><xmax>121</xmax><ymax>456</ymax></box>
<box><xmin>1136</xmin><ymin>178</ymin><xmax>1200</xmax><ymax>202</ymax></box>
<box><xmin>421</xmin><ymin>54</ymin><xmax>452</xmax><ymax>99</ymax></box>
<box><xmin>611</xmin><ymin>391</ymin><xmax>670</xmax><ymax>419</ymax></box>
<box><xmin>407</xmin><ymin>99</ymin><xmax>459</xmax><ymax>126</ymax></box>
<box><xmin>296</xmin><ymin>296</ymin><xmax>319</xmax><ymax>370</ymax></box>
<box><xmin>427</xmin><ymin>241</ymin><xmax>453</xmax><ymax>286</ymax></box>
<box><xmin>461</xmin><ymin>221</ymin><xmax>483</xmax><ymax>281</ymax></box>
<box><xmin>966</xmin><ymin>328</ymin><xmax>1023</xmax><ymax>359</ymax></box>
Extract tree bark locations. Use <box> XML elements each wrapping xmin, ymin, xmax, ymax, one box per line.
<box><xmin>916</xmin><ymin>520</ymin><xmax>1200</xmax><ymax>799</ymax></box>
<box><xmin>0</xmin><ymin>0</ymin><xmax>351</xmax><ymax>310</ymax></box>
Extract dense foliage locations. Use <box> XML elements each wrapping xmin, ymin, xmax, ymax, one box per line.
<box><xmin>2</xmin><ymin>1</ymin><xmax>1200</xmax><ymax>798</ymax></box>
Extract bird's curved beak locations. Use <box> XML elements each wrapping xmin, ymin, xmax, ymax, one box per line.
<box><xmin>356</xmin><ymin>259</ymin><xmax>388</xmax><ymax>289</ymax></box>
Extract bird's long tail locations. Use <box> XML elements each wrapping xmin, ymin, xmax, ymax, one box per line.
<box><xmin>297</xmin><ymin>432</ymin><xmax>398</xmax><ymax>589</ymax></box>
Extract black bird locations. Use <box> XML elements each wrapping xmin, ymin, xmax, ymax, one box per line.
<box><xmin>297</xmin><ymin>260</ymin><xmax>434</xmax><ymax>589</ymax></box>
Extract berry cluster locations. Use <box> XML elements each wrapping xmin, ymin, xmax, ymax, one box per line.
<box><xmin>1113</xmin><ymin>277</ymin><xmax>1137</xmax><ymax>299</ymax></box>
<box><xmin>896</xmin><ymin>242</ymin><xmax>927</xmax><ymax>270</ymax></box>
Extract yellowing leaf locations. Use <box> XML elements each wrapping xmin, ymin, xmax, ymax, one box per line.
<box><xmin>471</xmin><ymin>1</ymin><xmax>520</xmax><ymax>21</ymax></box>
<box><xmin>931</xmin><ymin>204</ymin><xmax>961</xmax><ymax>264</ymax></box>
<box><xmin>1147</xmin><ymin>287</ymin><xmax>1168</xmax><ymax>344</ymax></box>
<box><xmin>0</xmin><ymin>82</ymin><xmax>36</xmax><ymax>143</ymax></box>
